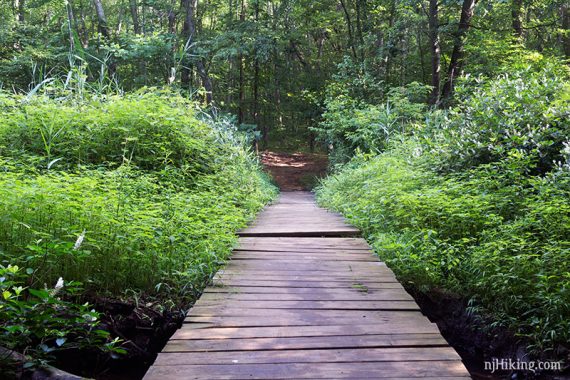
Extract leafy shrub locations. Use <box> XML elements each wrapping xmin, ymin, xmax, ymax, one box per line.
<box><xmin>0</xmin><ymin>90</ymin><xmax>276</xmax><ymax>364</ymax></box>
<box><xmin>313</xmin><ymin>80</ymin><xmax>429</xmax><ymax>166</ymax></box>
<box><xmin>316</xmin><ymin>61</ymin><xmax>570</xmax><ymax>356</ymax></box>
<box><xmin>318</xmin><ymin>147</ymin><xmax>570</xmax><ymax>354</ymax></box>
<box><xmin>421</xmin><ymin>58</ymin><xmax>570</xmax><ymax>174</ymax></box>
<box><xmin>0</xmin><ymin>265</ymin><xmax>123</xmax><ymax>367</ymax></box>
<box><xmin>0</xmin><ymin>90</ymin><xmax>222</xmax><ymax>174</ymax></box>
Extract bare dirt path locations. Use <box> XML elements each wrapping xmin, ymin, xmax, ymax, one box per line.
<box><xmin>260</xmin><ymin>151</ymin><xmax>328</xmax><ymax>191</ymax></box>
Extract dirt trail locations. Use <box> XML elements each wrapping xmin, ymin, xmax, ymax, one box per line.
<box><xmin>260</xmin><ymin>151</ymin><xmax>328</xmax><ymax>191</ymax></box>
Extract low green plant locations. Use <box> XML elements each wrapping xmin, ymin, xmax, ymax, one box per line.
<box><xmin>316</xmin><ymin>60</ymin><xmax>570</xmax><ymax>358</ymax></box>
<box><xmin>0</xmin><ymin>89</ymin><xmax>277</xmax><ymax>367</ymax></box>
<box><xmin>0</xmin><ymin>265</ymin><xmax>124</xmax><ymax>369</ymax></box>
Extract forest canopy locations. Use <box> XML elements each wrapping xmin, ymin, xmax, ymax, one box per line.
<box><xmin>1</xmin><ymin>0</ymin><xmax>568</xmax><ymax>147</ymax></box>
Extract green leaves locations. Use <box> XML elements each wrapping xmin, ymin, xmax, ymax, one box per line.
<box><xmin>0</xmin><ymin>91</ymin><xmax>277</xmax><ymax>367</ymax></box>
<box><xmin>316</xmin><ymin>94</ymin><xmax>570</xmax><ymax>356</ymax></box>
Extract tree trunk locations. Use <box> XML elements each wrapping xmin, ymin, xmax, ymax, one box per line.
<box><xmin>238</xmin><ymin>0</ymin><xmax>246</xmax><ymax>123</ymax></box>
<box><xmin>92</xmin><ymin>0</ymin><xmax>116</xmax><ymax>77</ymax></box>
<box><xmin>384</xmin><ymin>0</ymin><xmax>396</xmax><ymax>83</ymax></box>
<box><xmin>440</xmin><ymin>0</ymin><xmax>477</xmax><ymax>102</ymax></box>
<box><xmin>15</xmin><ymin>0</ymin><xmax>25</xmax><ymax>23</ymax></box>
<box><xmin>428</xmin><ymin>0</ymin><xmax>441</xmax><ymax>105</ymax></box>
<box><xmin>563</xmin><ymin>5</ymin><xmax>570</xmax><ymax>60</ymax></box>
<box><xmin>339</xmin><ymin>0</ymin><xmax>358</xmax><ymax>59</ymax></box>
<box><xmin>181</xmin><ymin>0</ymin><xmax>214</xmax><ymax>104</ymax></box>
<box><xmin>168</xmin><ymin>0</ymin><xmax>176</xmax><ymax>34</ymax></box>
<box><xmin>355</xmin><ymin>0</ymin><xmax>365</xmax><ymax>60</ymax></box>
<box><xmin>130</xmin><ymin>0</ymin><xmax>141</xmax><ymax>34</ymax></box>
<box><xmin>511</xmin><ymin>0</ymin><xmax>523</xmax><ymax>38</ymax></box>
<box><xmin>93</xmin><ymin>0</ymin><xmax>109</xmax><ymax>38</ymax></box>
<box><xmin>253</xmin><ymin>0</ymin><xmax>263</xmax><ymax>145</ymax></box>
<box><xmin>77</xmin><ymin>0</ymin><xmax>89</xmax><ymax>47</ymax></box>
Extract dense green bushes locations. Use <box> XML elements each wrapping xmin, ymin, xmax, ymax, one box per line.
<box><xmin>316</xmin><ymin>59</ymin><xmax>570</xmax><ymax>355</ymax></box>
<box><xmin>0</xmin><ymin>90</ymin><xmax>276</xmax><ymax>363</ymax></box>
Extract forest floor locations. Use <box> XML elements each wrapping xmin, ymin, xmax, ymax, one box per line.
<box><xmin>260</xmin><ymin>151</ymin><xmax>328</xmax><ymax>191</ymax></box>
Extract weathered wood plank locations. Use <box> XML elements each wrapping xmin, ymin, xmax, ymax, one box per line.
<box><xmin>186</xmin><ymin>308</ymin><xmax>422</xmax><ymax>318</ymax></box>
<box><xmin>161</xmin><ymin>333</ymin><xmax>451</xmax><ymax>353</ymax></box>
<box><xmin>192</xmin><ymin>300</ymin><xmax>420</xmax><ymax>311</ymax></box>
<box><xmin>153</xmin><ymin>347</ymin><xmax>462</xmax><ymax>366</ymax></box>
<box><xmin>199</xmin><ymin>289</ymin><xmax>414</xmax><ymax>301</ymax></box>
<box><xmin>204</xmin><ymin>284</ymin><xmax>406</xmax><ymax>294</ymax></box>
<box><xmin>185</xmin><ymin>310</ymin><xmax>430</xmax><ymax>326</ymax></box>
<box><xmin>144</xmin><ymin>361</ymin><xmax>470</xmax><ymax>379</ymax></box>
<box><xmin>171</xmin><ymin>323</ymin><xmax>439</xmax><ymax>340</ymax></box>
<box><xmin>211</xmin><ymin>280</ymin><xmax>401</xmax><ymax>289</ymax></box>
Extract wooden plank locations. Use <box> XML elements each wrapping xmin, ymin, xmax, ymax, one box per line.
<box><xmin>185</xmin><ymin>310</ymin><xmax>430</xmax><ymax>325</ymax></box>
<box><xmin>215</xmin><ymin>270</ymin><xmax>391</xmax><ymax>279</ymax></box>
<box><xmin>186</xmin><ymin>308</ymin><xmax>423</xmax><ymax>319</ymax></box>
<box><xmin>237</xmin><ymin>237</ymin><xmax>371</xmax><ymax>249</ymax></box>
<box><xmin>204</xmin><ymin>284</ymin><xmax>406</xmax><ymax>293</ymax></box>
<box><xmin>144</xmin><ymin>361</ymin><xmax>470</xmax><ymax>379</ymax></box>
<box><xmin>231</xmin><ymin>254</ymin><xmax>378</xmax><ymax>261</ymax></box>
<box><xmin>214</xmin><ymin>276</ymin><xmax>397</xmax><ymax>284</ymax></box>
<box><xmin>238</xmin><ymin>230</ymin><xmax>361</xmax><ymax>238</ymax></box>
<box><xmin>193</xmin><ymin>300</ymin><xmax>419</xmax><ymax>311</ymax></box>
<box><xmin>185</xmin><ymin>315</ymin><xmax>410</xmax><ymax>327</ymax></box>
<box><xmin>161</xmin><ymin>333</ymin><xmax>451</xmax><ymax>352</ymax></box>
<box><xmin>214</xmin><ymin>273</ymin><xmax>396</xmax><ymax>281</ymax></box>
<box><xmin>211</xmin><ymin>281</ymin><xmax>400</xmax><ymax>289</ymax></box>
<box><xmin>224</xmin><ymin>261</ymin><xmax>388</xmax><ymax>271</ymax></box>
<box><xmin>153</xmin><ymin>347</ymin><xmax>462</xmax><ymax>366</ymax></box>
<box><xmin>199</xmin><ymin>289</ymin><xmax>414</xmax><ymax>302</ymax></box>
<box><xmin>171</xmin><ymin>323</ymin><xmax>438</xmax><ymax>340</ymax></box>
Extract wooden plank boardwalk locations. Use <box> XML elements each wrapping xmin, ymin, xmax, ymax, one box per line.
<box><xmin>144</xmin><ymin>192</ymin><xmax>471</xmax><ymax>379</ymax></box>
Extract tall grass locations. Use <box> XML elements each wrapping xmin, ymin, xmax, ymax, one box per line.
<box><xmin>0</xmin><ymin>88</ymin><xmax>277</xmax><ymax>300</ymax></box>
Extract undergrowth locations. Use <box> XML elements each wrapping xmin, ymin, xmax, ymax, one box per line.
<box><xmin>316</xmin><ymin>58</ymin><xmax>570</xmax><ymax>360</ymax></box>
<box><xmin>0</xmin><ymin>89</ymin><xmax>277</xmax><ymax>368</ymax></box>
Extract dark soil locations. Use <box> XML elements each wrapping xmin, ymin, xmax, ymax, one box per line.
<box><xmin>53</xmin><ymin>297</ymin><xmax>185</xmax><ymax>380</ymax></box>
<box><xmin>261</xmin><ymin>150</ymin><xmax>328</xmax><ymax>191</ymax></box>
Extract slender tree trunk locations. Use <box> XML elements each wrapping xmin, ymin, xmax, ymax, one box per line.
<box><xmin>16</xmin><ymin>0</ymin><xmax>25</xmax><ymax>22</ymax></box>
<box><xmin>130</xmin><ymin>0</ymin><xmax>141</xmax><ymax>34</ymax></box>
<box><xmin>339</xmin><ymin>0</ymin><xmax>358</xmax><ymax>59</ymax></box>
<box><xmin>93</xmin><ymin>0</ymin><xmax>116</xmax><ymax>77</ymax></box>
<box><xmin>440</xmin><ymin>0</ymin><xmax>477</xmax><ymax>102</ymax></box>
<box><xmin>428</xmin><ymin>0</ymin><xmax>441</xmax><ymax>105</ymax></box>
<box><xmin>181</xmin><ymin>0</ymin><xmax>214</xmax><ymax>103</ymax></box>
<box><xmin>416</xmin><ymin>19</ymin><xmax>427</xmax><ymax>84</ymax></box>
<box><xmin>511</xmin><ymin>0</ymin><xmax>523</xmax><ymax>38</ymax></box>
<box><xmin>93</xmin><ymin>0</ymin><xmax>109</xmax><ymax>38</ymax></box>
<box><xmin>238</xmin><ymin>0</ymin><xmax>246</xmax><ymax>123</ymax></box>
<box><xmin>384</xmin><ymin>0</ymin><xmax>396</xmax><ymax>83</ymax></box>
<box><xmin>168</xmin><ymin>0</ymin><xmax>176</xmax><ymax>33</ymax></box>
<box><xmin>355</xmin><ymin>0</ymin><xmax>365</xmax><ymax>60</ymax></box>
<box><xmin>78</xmin><ymin>0</ymin><xmax>89</xmax><ymax>47</ymax></box>
<box><xmin>253</xmin><ymin>0</ymin><xmax>263</xmax><ymax>146</ymax></box>
<box><xmin>562</xmin><ymin>5</ymin><xmax>570</xmax><ymax>60</ymax></box>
